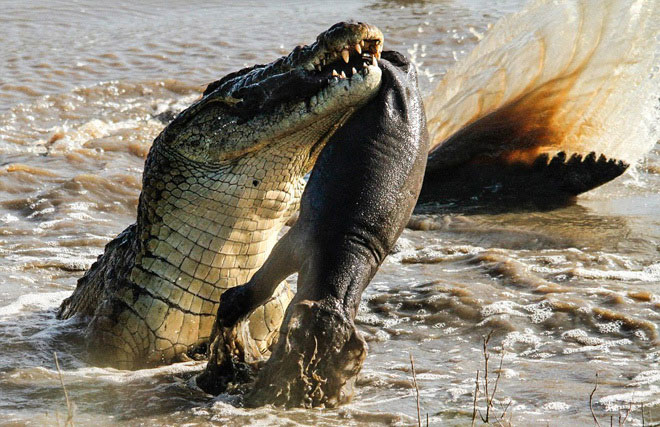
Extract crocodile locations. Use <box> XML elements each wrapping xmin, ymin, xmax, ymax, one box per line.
<box><xmin>57</xmin><ymin>22</ymin><xmax>385</xmax><ymax>369</ymax></box>
<box><xmin>58</xmin><ymin>18</ymin><xmax>633</xmax><ymax>370</ymax></box>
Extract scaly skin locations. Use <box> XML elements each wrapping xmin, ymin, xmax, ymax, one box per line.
<box><xmin>58</xmin><ymin>22</ymin><xmax>384</xmax><ymax>369</ymax></box>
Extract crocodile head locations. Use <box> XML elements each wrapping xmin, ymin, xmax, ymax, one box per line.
<box><xmin>159</xmin><ymin>21</ymin><xmax>384</xmax><ymax>164</ymax></box>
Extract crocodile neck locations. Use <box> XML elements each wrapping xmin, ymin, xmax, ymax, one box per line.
<box><xmin>108</xmin><ymin>112</ymin><xmax>344</xmax><ymax>365</ymax></box>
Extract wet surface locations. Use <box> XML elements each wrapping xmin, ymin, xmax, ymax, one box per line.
<box><xmin>0</xmin><ymin>0</ymin><xmax>659</xmax><ymax>425</ymax></box>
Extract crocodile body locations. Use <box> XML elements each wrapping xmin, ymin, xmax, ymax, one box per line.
<box><xmin>58</xmin><ymin>22</ymin><xmax>385</xmax><ymax>369</ymax></box>
<box><xmin>59</xmin><ymin>17</ymin><xmax>634</xmax><ymax>370</ymax></box>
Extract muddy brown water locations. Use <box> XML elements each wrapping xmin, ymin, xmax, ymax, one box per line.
<box><xmin>1</xmin><ymin>1</ymin><xmax>659</xmax><ymax>425</ymax></box>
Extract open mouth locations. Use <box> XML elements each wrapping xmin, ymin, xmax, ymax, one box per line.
<box><xmin>207</xmin><ymin>22</ymin><xmax>385</xmax><ymax>115</ymax></box>
<box><xmin>306</xmin><ymin>38</ymin><xmax>383</xmax><ymax>82</ymax></box>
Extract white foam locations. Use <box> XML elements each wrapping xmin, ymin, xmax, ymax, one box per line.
<box><xmin>502</xmin><ymin>329</ymin><xmax>542</xmax><ymax>350</ymax></box>
<box><xmin>597</xmin><ymin>321</ymin><xmax>624</xmax><ymax>335</ymax></box>
<box><xmin>480</xmin><ymin>300</ymin><xmax>524</xmax><ymax>318</ymax></box>
<box><xmin>571</xmin><ymin>267</ymin><xmax>660</xmax><ymax>282</ymax></box>
<box><xmin>23</xmin><ymin>360</ymin><xmax>207</xmax><ymax>387</ymax></box>
<box><xmin>391</xmin><ymin>244</ymin><xmax>484</xmax><ymax>264</ymax></box>
<box><xmin>0</xmin><ymin>213</ymin><xmax>19</xmax><ymax>224</ymax></box>
<box><xmin>416</xmin><ymin>372</ymin><xmax>453</xmax><ymax>381</ymax></box>
<box><xmin>46</xmin><ymin>118</ymin><xmax>149</xmax><ymax>153</ymax></box>
<box><xmin>562</xmin><ymin>338</ymin><xmax>631</xmax><ymax>354</ymax></box>
<box><xmin>561</xmin><ymin>329</ymin><xmax>604</xmax><ymax>346</ymax></box>
<box><xmin>524</xmin><ymin>301</ymin><xmax>554</xmax><ymax>324</ymax></box>
<box><xmin>542</xmin><ymin>401</ymin><xmax>570</xmax><ymax>411</ymax></box>
<box><xmin>630</xmin><ymin>370</ymin><xmax>660</xmax><ymax>387</ymax></box>
<box><xmin>0</xmin><ymin>291</ymin><xmax>72</xmax><ymax>319</ymax></box>
<box><xmin>599</xmin><ymin>385</ymin><xmax>660</xmax><ymax>412</ymax></box>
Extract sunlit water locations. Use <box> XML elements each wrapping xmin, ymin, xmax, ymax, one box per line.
<box><xmin>0</xmin><ymin>1</ymin><xmax>659</xmax><ymax>425</ymax></box>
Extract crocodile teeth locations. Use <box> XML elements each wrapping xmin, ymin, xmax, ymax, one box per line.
<box><xmin>355</xmin><ymin>44</ymin><xmax>362</xmax><ymax>54</ymax></box>
<box><xmin>341</xmin><ymin>49</ymin><xmax>350</xmax><ymax>63</ymax></box>
<box><xmin>332</xmin><ymin>69</ymin><xmax>339</xmax><ymax>77</ymax></box>
<box><xmin>340</xmin><ymin>70</ymin><xmax>347</xmax><ymax>79</ymax></box>
<box><xmin>316</xmin><ymin>64</ymin><xmax>322</xmax><ymax>71</ymax></box>
<box><xmin>372</xmin><ymin>56</ymin><xmax>378</xmax><ymax>66</ymax></box>
<box><xmin>351</xmin><ymin>67</ymin><xmax>357</xmax><ymax>75</ymax></box>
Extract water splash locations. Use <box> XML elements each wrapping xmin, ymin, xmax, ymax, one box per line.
<box><xmin>425</xmin><ymin>0</ymin><xmax>659</xmax><ymax>167</ymax></box>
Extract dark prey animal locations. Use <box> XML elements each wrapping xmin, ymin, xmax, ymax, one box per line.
<box><xmin>199</xmin><ymin>51</ymin><xmax>429</xmax><ymax>407</ymax></box>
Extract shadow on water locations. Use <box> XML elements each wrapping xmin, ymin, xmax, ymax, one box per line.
<box><xmin>410</xmin><ymin>195</ymin><xmax>648</xmax><ymax>254</ymax></box>
<box><xmin>414</xmin><ymin>195</ymin><xmax>574</xmax><ymax>216</ymax></box>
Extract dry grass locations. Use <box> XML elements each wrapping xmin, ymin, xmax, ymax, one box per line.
<box><xmin>588</xmin><ymin>372</ymin><xmax>636</xmax><ymax>427</ymax></box>
<box><xmin>409</xmin><ymin>353</ymin><xmax>422</xmax><ymax>427</ymax></box>
<box><xmin>469</xmin><ymin>334</ymin><xmax>652</xmax><ymax>426</ymax></box>
<box><xmin>409</xmin><ymin>353</ymin><xmax>428</xmax><ymax>427</ymax></box>
<box><xmin>53</xmin><ymin>352</ymin><xmax>75</xmax><ymax>427</ymax></box>
<box><xmin>471</xmin><ymin>370</ymin><xmax>480</xmax><ymax>427</ymax></box>
<box><xmin>589</xmin><ymin>373</ymin><xmax>601</xmax><ymax>427</ymax></box>
<box><xmin>407</xmin><ymin>331</ymin><xmax>656</xmax><ymax>426</ymax></box>
<box><xmin>472</xmin><ymin>331</ymin><xmax>512</xmax><ymax>426</ymax></box>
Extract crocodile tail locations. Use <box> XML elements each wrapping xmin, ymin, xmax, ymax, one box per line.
<box><xmin>57</xmin><ymin>223</ymin><xmax>139</xmax><ymax>319</ymax></box>
<box><xmin>421</xmin><ymin>0</ymin><xmax>659</xmax><ymax>202</ymax></box>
